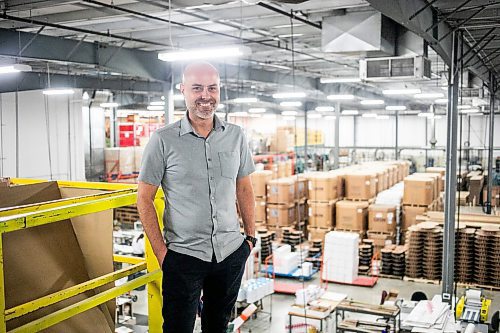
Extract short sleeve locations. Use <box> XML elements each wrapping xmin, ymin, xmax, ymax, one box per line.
<box><xmin>237</xmin><ymin>129</ymin><xmax>255</xmax><ymax>179</ymax></box>
<box><xmin>138</xmin><ymin>131</ymin><xmax>166</xmax><ymax>186</ymax></box>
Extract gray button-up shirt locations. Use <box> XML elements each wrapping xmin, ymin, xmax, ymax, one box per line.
<box><xmin>138</xmin><ymin>113</ymin><xmax>255</xmax><ymax>262</ymax></box>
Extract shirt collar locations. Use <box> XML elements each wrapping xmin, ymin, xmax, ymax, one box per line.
<box><xmin>179</xmin><ymin>111</ymin><xmax>226</xmax><ymax>136</ymax></box>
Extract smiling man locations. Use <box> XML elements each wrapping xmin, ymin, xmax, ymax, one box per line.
<box><xmin>137</xmin><ymin>62</ymin><xmax>256</xmax><ymax>333</ymax></box>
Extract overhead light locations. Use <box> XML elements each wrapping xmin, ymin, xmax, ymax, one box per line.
<box><xmin>362</xmin><ymin>113</ymin><xmax>378</xmax><ymax>118</ymax></box>
<box><xmin>307</xmin><ymin>113</ymin><xmax>322</xmax><ymax>119</ymax></box>
<box><xmin>385</xmin><ymin>105</ymin><xmax>406</xmax><ymax>111</ymax></box>
<box><xmin>342</xmin><ymin>110</ymin><xmax>359</xmax><ymax>115</ymax></box>
<box><xmin>460</xmin><ymin>108</ymin><xmax>480</xmax><ymax>113</ymax></box>
<box><xmin>185</xmin><ymin>20</ymin><xmax>213</xmax><ymax>26</ymax></box>
<box><xmin>273</xmin><ymin>92</ymin><xmax>306</xmax><ymax>99</ymax></box>
<box><xmin>281</xmin><ymin>111</ymin><xmax>298</xmax><ymax>116</ymax></box>
<box><xmin>217</xmin><ymin>103</ymin><xmax>225</xmax><ymax>109</ymax></box>
<box><xmin>315</xmin><ymin>106</ymin><xmax>334</xmax><ymax>112</ymax></box>
<box><xmin>258</xmin><ymin>62</ymin><xmax>291</xmax><ymax>70</ymax></box>
<box><xmin>229</xmin><ymin>111</ymin><xmax>248</xmax><ymax>117</ymax></box>
<box><xmin>147</xmin><ymin>105</ymin><xmax>164</xmax><ymax>111</ymax></box>
<box><xmin>174</xmin><ymin>94</ymin><xmax>184</xmax><ymax>101</ymax></box>
<box><xmin>272</xmin><ymin>23</ymin><xmax>305</xmax><ymax>29</ymax></box>
<box><xmin>433</xmin><ymin>115</ymin><xmax>443</xmax><ymax>119</ymax></box>
<box><xmin>360</xmin><ymin>99</ymin><xmax>384</xmax><ymax>105</ymax></box>
<box><xmin>82</xmin><ymin>92</ymin><xmax>90</xmax><ymax>100</ymax></box>
<box><xmin>418</xmin><ymin>112</ymin><xmax>433</xmax><ymax>117</ymax></box>
<box><xmin>249</xmin><ymin>114</ymin><xmax>261</xmax><ymax>118</ymax></box>
<box><xmin>327</xmin><ymin>94</ymin><xmax>354</xmax><ymax>100</ymax></box>
<box><xmin>183</xmin><ymin>4</ymin><xmax>214</xmax><ymax>10</ymax></box>
<box><xmin>100</xmin><ymin>102</ymin><xmax>120</xmax><ymax>108</ymax></box>
<box><xmin>280</xmin><ymin>101</ymin><xmax>302</xmax><ymax>107</ymax></box>
<box><xmin>158</xmin><ymin>46</ymin><xmax>248</xmax><ymax>62</ymax></box>
<box><xmin>0</xmin><ymin>64</ymin><xmax>32</xmax><ymax>74</ymax></box>
<box><xmin>150</xmin><ymin>101</ymin><xmax>165</xmax><ymax>106</ymax></box>
<box><xmin>457</xmin><ymin>105</ymin><xmax>472</xmax><ymax>109</ymax></box>
<box><xmin>234</xmin><ymin>97</ymin><xmax>258</xmax><ymax>103</ymax></box>
<box><xmin>377</xmin><ymin>115</ymin><xmax>390</xmax><ymax>120</ymax></box>
<box><xmin>320</xmin><ymin>77</ymin><xmax>361</xmax><ymax>83</ymax></box>
<box><xmin>324</xmin><ymin>115</ymin><xmax>337</xmax><ymax>120</ymax></box>
<box><xmin>435</xmin><ymin>98</ymin><xmax>448</xmax><ymax>104</ymax></box>
<box><xmin>249</xmin><ymin>108</ymin><xmax>266</xmax><ymax>113</ymax></box>
<box><xmin>414</xmin><ymin>92</ymin><xmax>445</xmax><ymax>99</ymax></box>
<box><xmin>283</xmin><ymin>116</ymin><xmax>296</xmax><ymax>121</ymax></box>
<box><xmin>278</xmin><ymin>33</ymin><xmax>303</xmax><ymax>38</ymax></box>
<box><xmin>263</xmin><ymin>114</ymin><xmax>277</xmax><ymax>119</ymax></box>
<box><xmin>382</xmin><ymin>88</ymin><xmax>421</xmax><ymax>95</ymax></box>
<box><xmin>42</xmin><ymin>88</ymin><xmax>75</xmax><ymax>95</ymax></box>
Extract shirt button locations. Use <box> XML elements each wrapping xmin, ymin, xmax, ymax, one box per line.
<box><xmin>210</xmin><ymin>176</ymin><xmax>214</xmax><ymax>180</ymax></box>
<box><xmin>211</xmin><ymin>196</ymin><xmax>215</xmax><ymax>200</ymax></box>
<box><xmin>208</xmin><ymin>158</ymin><xmax>212</xmax><ymax>161</ymax></box>
<box><xmin>213</xmin><ymin>215</ymin><xmax>216</xmax><ymax>219</ymax></box>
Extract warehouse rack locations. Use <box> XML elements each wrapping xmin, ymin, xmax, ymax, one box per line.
<box><xmin>0</xmin><ymin>179</ymin><xmax>165</xmax><ymax>333</ymax></box>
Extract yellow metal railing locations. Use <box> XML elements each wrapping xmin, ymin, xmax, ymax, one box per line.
<box><xmin>0</xmin><ymin>178</ymin><xmax>165</xmax><ymax>333</ymax></box>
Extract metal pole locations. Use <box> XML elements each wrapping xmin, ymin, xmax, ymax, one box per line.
<box><xmin>395</xmin><ymin>111</ymin><xmax>399</xmax><ymax>159</ymax></box>
<box><xmin>304</xmin><ymin>107</ymin><xmax>308</xmax><ymax>170</ymax></box>
<box><xmin>486</xmin><ymin>71</ymin><xmax>496</xmax><ymax>214</ymax></box>
<box><xmin>334</xmin><ymin>102</ymin><xmax>340</xmax><ymax>169</ymax></box>
<box><xmin>441</xmin><ymin>31</ymin><xmax>460</xmax><ymax>303</ymax></box>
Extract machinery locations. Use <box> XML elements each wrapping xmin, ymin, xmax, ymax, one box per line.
<box><xmin>456</xmin><ymin>289</ymin><xmax>492</xmax><ymax>324</ymax></box>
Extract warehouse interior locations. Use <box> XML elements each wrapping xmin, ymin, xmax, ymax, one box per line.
<box><xmin>0</xmin><ymin>0</ymin><xmax>499</xmax><ymax>332</ymax></box>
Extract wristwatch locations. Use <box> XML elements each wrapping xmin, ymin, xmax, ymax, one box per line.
<box><xmin>245</xmin><ymin>235</ymin><xmax>257</xmax><ymax>247</ymax></box>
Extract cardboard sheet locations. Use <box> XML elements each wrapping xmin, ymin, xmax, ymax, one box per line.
<box><xmin>0</xmin><ymin>182</ymin><xmax>114</xmax><ymax>332</ymax></box>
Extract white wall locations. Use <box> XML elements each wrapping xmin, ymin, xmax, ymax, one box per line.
<box><xmin>0</xmin><ymin>90</ymin><xmax>85</xmax><ymax>180</ymax></box>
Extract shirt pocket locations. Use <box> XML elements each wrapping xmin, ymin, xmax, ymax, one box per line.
<box><xmin>218</xmin><ymin>151</ymin><xmax>239</xmax><ymax>180</ymax></box>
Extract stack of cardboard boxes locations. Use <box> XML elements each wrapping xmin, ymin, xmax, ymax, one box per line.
<box><xmin>250</xmin><ymin>170</ymin><xmax>273</xmax><ymax>226</ymax></box>
<box><xmin>266</xmin><ymin>178</ymin><xmax>296</xmax><ymax>229</ymax></box>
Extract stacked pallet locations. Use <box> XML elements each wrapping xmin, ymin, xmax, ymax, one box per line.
<box><xmin>358</xmin><ymin>240</ymin><xmax>374</xmax><ymax>276</ymax></box>
<box><xmin>421</xmin><ymin>224</ymin><xmax>443</xmax><ymax>281</ymax></box>
<box><xmin>282</xmin><ymin>227</ymin><xmax>304</xmax><ymax>252</ymax></box>
<box><xmin>405</xmin><ymin>225</ymin><xmax>424</xmax><ymax>278</ymax></box>
<box><xmin>306</xmin><ymin>239</ymin><xmax>322</xmax><ymax>271</ymax></box>
<box><xmin>256</xmin><ymin>228</ymin><xmax>275</xmax><ymax>264</ymax></box>
<box><xmin>381</xmin><ymin>245</ymin><xmax>406</xmax><ymax>278</ymax></box>
<box><xmin>455</xmin><ymin>227</ymin><xmax>476</xmax><ymax>284</ymax></box>
<box><xmin>114</xmin><ymin>204</ymin><xmax>140</xmax><ymax>227</ymax></box>
<box><xmin>474</xmin><ymin>227</ymin><xmax>500</xmax><ymax>287</ymax></box>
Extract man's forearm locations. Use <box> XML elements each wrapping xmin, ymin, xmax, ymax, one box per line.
<box><xmin>237</xmin><ymin>187</ymin><xmax>256</xmax><ymax>237</ymax></box>
<box><xmin>137</xmin><ymin>198</ymin><xmax>167</xmax><ymax>260</ymax></box>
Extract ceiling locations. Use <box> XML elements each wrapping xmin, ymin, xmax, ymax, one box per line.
<box><xmin>0</xmin><ymin>0</ymin><xmax>498</xmax><ymax>115</ymax></box>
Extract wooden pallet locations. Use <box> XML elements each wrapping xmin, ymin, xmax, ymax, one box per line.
<box><xmin>378</xmin><ymin>273</ymin><xmax>404</xmax><ymax>280</ymax></box>
<box><xmin>457</xmin><ymin>282</ymin><xmax>500</xmax><ymax>292</ymax></box>
<box><xmin>403</xmin><ymin>276</ymin><xmax>441</xmax><ymax>285</ymax></box>
<box><xmin>344</xmin><ymin>197</ymin><xmax>376</xmax><ymax>204</ymax></box>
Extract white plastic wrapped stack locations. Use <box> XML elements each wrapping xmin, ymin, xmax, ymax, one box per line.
<box><xmin>237</xmin><ymin>278</ymin><xmax>274</xmax><ymax>303</ymax></box>
<box><xmin>292</xmin><ymin>262</ymin><xmax>314</xmax><ymax>277</ymax></box>
<box><xmin>295</xmin><ymin>285</ymin><xmax>324</xmax><ymax>305</ymax></box>
<box><xmin>273</xmin><ymin>244</ymin><xmax>301</xmax><ymax>274</ymax></box>
<box><xmin>375</xmin><ymin>182</ymin><xmax>404</xmax><ymax>232</ymax></box>
<box><xmin>322</xmin><ymin>231</ymin><xmax>359</xmax><ymax>283</ymax></box>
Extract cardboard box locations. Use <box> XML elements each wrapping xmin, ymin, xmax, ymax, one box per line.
<box><xmin>296</xmin><ymin>200</ymin><xmax>307</xmax><ymax>222</ymax></box>
<box><xmin>483</xmin><ymin>186</ymin><xmax>500</xmax><ymax>207</ymax></box>
<box><xmin>255</xmin><ymin>199</ymin><xmax>266</xmax><ymax>222</ymax></box>
<box><xmin>267</xmin><ymin>178</ymin><xmax>295</xmax><ymax>204</ymax></box>
<box><xmin>368</xmin><ymin>204</ymin><xmax>397</xmax><ymax>233</ymax></box>
<box><xmin>402</xmin><ymin>205</ymin><xmax>428</xmax><ymax>230</ymax></box>
<box><xmin>306</xmin><ymin>173</ymin><xmax>338</xmax><ymax>202</ymax></box>
<box><xmin>345</xmin><ymin>173</ymin><xmax>377</xmax><ymax>200</ymax></box>
<box><xmin>410</xmin><ymin>173</ymin><xmax>441</xmax><ymax>199</ymax></box>
<box><xmin>469</xmin><ymin>175</ymin><xmax>484</xmax><ymax>205</ymax></box>
<box><xmin>250</xmin><ymin>170</ymin><xmax>273</xmax><ymax>198</ymax></box>
<box><xmin>335</xmin><ymin>200</ymin><xmax>369</xmax><ymax>231</ymax></box>
<box><xmin>307</xmin><ymin>226</ymin><xmax>332</xmax><ymax>243</ymax></box>
<box><xmin>376</xmin><ymin>171</ymin><xmax>385</xmax><ymax>193</ymax></box>
<box><xmin>266</xmin><ymin>204</ymin><xmax>296</xmax><ymax>226</ymax></box>
<box><xmin>308</xmin><ymin>201</ymin><xmax>335</xmax><ymax>228</ymax></box>
<box><xmin>403</xmin><ymin>177</ymin><xmax>434</xmax><ymax>205</ymax></box>
<box><xmin>366</xmin><ymin>231</ymin><xmax>395</xmax><ymax>254</ymax></box>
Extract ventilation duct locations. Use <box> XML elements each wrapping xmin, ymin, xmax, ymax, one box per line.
<box><xmin>360</xmin><ymin>55</ymin><xmax>431</xmax><ymax>82</ymax></box>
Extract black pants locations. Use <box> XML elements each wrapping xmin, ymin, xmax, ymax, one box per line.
<box><xmin>162</xmin><ymin>241</ymin><xmax>250</xmax><ymax>333</ymax></box>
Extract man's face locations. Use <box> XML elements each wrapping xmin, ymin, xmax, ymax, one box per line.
<box><xmin>181</xmin><ymin>66</ymin><xmax>220</xmax><ymax>120</ymax></box>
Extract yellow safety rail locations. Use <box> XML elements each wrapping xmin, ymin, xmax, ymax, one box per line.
<box><xmin>0</xmin><ymin>178</ymin><xmax>165</xmax><ymax>333</ymax></box>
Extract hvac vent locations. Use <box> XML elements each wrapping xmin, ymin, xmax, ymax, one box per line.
<box><xmin>360</xmin><ymin>56</ymin><xmax>431</xmax><ymax>81</ymax></box>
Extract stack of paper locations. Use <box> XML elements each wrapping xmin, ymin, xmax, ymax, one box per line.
<box><xmin>403</xmin><ymin>296</ymin><xmax>458</xmax><ymax>333</ymax></box>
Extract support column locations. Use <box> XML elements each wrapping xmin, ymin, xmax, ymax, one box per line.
<box><xmin>304</xmin><ymin>107</ymin><xmax>308</xmax><ymax>169</ymax></box>
<box><xmin>395</xmin><ymin>111</ymin><xmax>399</xmax><ymax>159</ymax></box>
<box><xmin>441</xmin><ymin>31</ymin><xmax>460</xmax><ymax>303</ymax></box>
<box><xmin>486</xmin><ymin>72</ymin><xmax>496</xmax><ymax>214</ymax></box>
<box><xmin>334</xmin><ymin>102</ymin><xmax>340</xmax><ymax>169</ymax></box>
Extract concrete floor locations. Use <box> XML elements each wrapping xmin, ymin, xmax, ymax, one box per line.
<box><xmin>128</xmin><ymin>276</ymin><xmax>499</xmax><ymax>332</ymax></box>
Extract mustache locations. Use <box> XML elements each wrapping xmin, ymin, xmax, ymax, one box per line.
<box><xmin>196</xmin><ymin>98</ymin><xmax>216</xmax><ymax>104</ymax></box>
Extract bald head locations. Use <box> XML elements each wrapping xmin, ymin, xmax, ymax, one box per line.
<box><xmin>182</xmin><ymin>62</ymin><xmax>220</xmax><ymax>84</ymax></box>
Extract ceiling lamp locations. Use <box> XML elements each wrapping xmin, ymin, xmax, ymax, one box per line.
<box><xmin>360</xmin><ymin>99</ymin><xmax>384</xmax><ymax>105</ymax></box>
<box><xmin>385</xmin><ymin>105</ymin><xmax>406</xmax><ymax>111</ymax></box>
<box><xmin>315</xmin><ymin>106</ymin><xmax>334</xmax><ymax>112</ymax></box>
<box><xmin>362</xmin><ymin>113</ymin><xmax>378</xmax><ymax>118</ymax></box>
<box><xmin>158</xmin><ymin>46</ymin><xmax>248</xmax><ymax>62</ymax></box>
<box><xmin>382</xmin><ymin>88</ymin><xmax>421</xmax><ymax>95</ymax></box>
<box><xmin>327</xmin><ymin>94</ymin><xmax>354</xmax><ymax>100</ymax></box>
<box><xmin>42</xmin><ymin>88</ymin><xmax>75</xmax><ymax>95</ymax></box>
<box><xmin>273</xmin><ymin>92</ymin><xmax>306</xmax><ymax>99</ymax></box>
<box><xmin>341</xmin><ymin>110</ymin><xmax>359</xmax><ymax>115</ymax></box>
<box><xmin>234</xmin><ymin>97</ymin><xmax>258</xmax><ymax>103</ymax></box>
<box><xmin>414</xmin><ymin>92</ymin><xmax>445</xmax><ymax>99</ymax></box>
<box><xmin>0</xmin><ymin>64</ymin><xmax>32</xmax><ymax>74</ymax></box>
<box><xmin>248</xmin><ymin>108</ymin><xmax>266</xmax><ymax>113</ymax></box>
<box><xmin>280</xmin><ymin>101</ymin><xmax>302</xmax><ymax>107</ymax></box>
<box><xmin>281</xmin><ymin>111</ymin><xmax>298</xmax><ymax>116</ymax></box>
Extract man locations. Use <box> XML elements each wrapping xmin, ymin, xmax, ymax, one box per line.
<box><xmin>137</xmin><ymin>61</ymin><xmax>256</xmax><ymax>333</ymax></box>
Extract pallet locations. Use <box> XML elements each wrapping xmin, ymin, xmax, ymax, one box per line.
<box><xmin>403</xmin><ymin>276</ymin><xmax>441</xmax><ymax>285</ymax></box>
<box><xmin>344</xmin><ymin>197</ymin><xmax>376</xmax><ymax>204</ymax></box>
<box><xmin>378</xmin><ymin>273</ymin><xmax>404</xmax><ymax>280</ymax></box>
<box><xmin>457</xmin><ymin>282</ymin><xmax>500</xmax><ymax>292</ymax></box>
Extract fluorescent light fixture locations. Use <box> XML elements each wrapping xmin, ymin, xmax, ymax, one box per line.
<box><xmin>272</xmin><ymin>23</ymin><xmax>305</xmax><ymax>29</ymax></box>
<box><xmin>234</xmin><ymin>97</ymin><xmax>258</xmax><ymax>103</ymax></box>
<box><xmin>324</xmin><ymin>115</ymin><xmax>336</xmax><ymax>120</ymax></box>
<box><xmin>100</xmin><ymin>102</ymin><xmax>120</xmax><ymax>108</ymax></box>
<box><xmin>186</xmin><ymin>20</ymin><xmax>213</xmax><ymax>26</ymax></box>
<box><xmin>280</xmin><ymin>101</ymin><xmax>302</xmax><ymax>107</ymax></box>
<box><xmin>360</xmin><ymin>99</ymin><xmax>384</xmax><ymax>105</ymax></box>
<box><xmin>42</xmin><ymin>88</ymin><xmax>75</xmax><ymax>95</ymax></box>
<box><xmin>249</xmin><ymin>114</ymin><xmax>261</xmax><ymax>118</ymax></box>
<box><xmin>457</xmin><ymin>105</ymin><xmax>472</xmax><ymax>109</ymax></box>
<box><xmin>184</xmin><ymin>4</ymin><xmax>213</xmax><ymax>10</ymax></box>
<box><xmin>362</xmin><ymin>113</ymin><xmax>377</xmax><ymax>118</ymax></box>
<box><xmin>150</xmin><ymin>101</ymin><xmax>165</xmax><ymax>106</ymax></box>
<box><xmin>229</xmin><ymin>111</ymin><xmax>248</xmax><ymax>117</ymax></box>
<box><xmin>283</xmin><ymin>116</ymin><xmax>296</xmax><ymax>121</ymax></box>
<box><xmin>435</xmin><ymin>98</ymin><xmax>448</xmax><ymax>104</ymax></box>
<box><xmin>418</xmin><ymin>112</ymin><xmax>433</xmax><ymax>117</ymax></box>
<box><xmin>307</xmin><ymin>113</ymin><xmax>322</xmax><ymax>119</ymax></box>
<box><xmin>248</xmin><ymin>108</ymin><xmax>266</xmax><ymax>113</ymax></box>
<box><xmin>460</xmin><ymin>108</ymin><xmax>480</xmax><ymax>113</ymax></box>
<box><xmin>281</xmin><ymin>111</ymin><xmax>298</xmax><ymax>116</ymax></box>
<box><xmin>147</xmin><ymin>105</ymin><xmax>164</xmax><ymax>111</ymax></box>
<box><xmin>258</xmin><ymin>62</ymin><xmax>291</xmax><ymax>70</ymax></box>
<box><xmin>382</xmin><ymin>88</ymin><xmax>421</xmax><ymax>95</ymax></box>
<box><xmin>377</xmin><ymin>115</ymin><xmax>390</xmax><ymax>120</ymax></box>
<box><xmin>273</xmin><ymin>92</ymin><xmax>306</xmax><ymax>99</ymax></box>
<box><xmin>263</xmin><ymin>114</ymin><xmax>277</xmax><ymax>119</ymax></box>
<box><xmin>82</xmin><ymin>92</ymin><xmax>90</xmax><ymax>100</ymax></box>
<box><xmin>158</xmin><ymin>46</ymin><xmax>247</xmax><ymax>62</ymax></box>
<box><xmin>278</xmin><ymin>33</ymin><xmax>303</xmax><ymax>38</ymax></box>
<box><xmin>217</xmin><ymin>103</ymin><xmax>225</xmax><ymax>109</ymax></box>
<box><xmin>385</xmin><ymin>105</ymin><xmax>406</xmax><ymax>111</ymax></box>
<box><xmin>174</xmin><ymin>94</ymin><xmax>184</xmax><ymax>101</ymax></box>
<box><xmin>433</xmin><ymin>115</ymin><xmax>443</xmax><ymax>119</ymax></box>
<box><xmin>342</xmin><ymin>110</ymin><xmax>359</xmax><ymax>115</ymax></box>
<box><xmin>327</xmin><ymin>94</ymin><xmax>354</xmax><ymax>100</ymax></box>
<box><xmin>0</xmin><ymin>64</ymin><xmax>32</xmax><ymax>74</ymax></box>
<box><xmin>320</xmin><ymin>77</ymin><xmax>361</xmax><ymax>83</ymax></box>
<box><xmin>315</xmin><ymin>106</ymin><xmax>334</xmax><ymax>112</ymax></box>
<box><xmin>414</xmin><ymin>92</ymin><xmax>445</xmax><ymax>99</ymax></box>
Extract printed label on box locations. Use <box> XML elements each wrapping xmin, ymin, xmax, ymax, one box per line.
<box><xmin>387</xmin><ymin>212</ymin><xmax>393</xmax><ymax>224</ymax></box>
